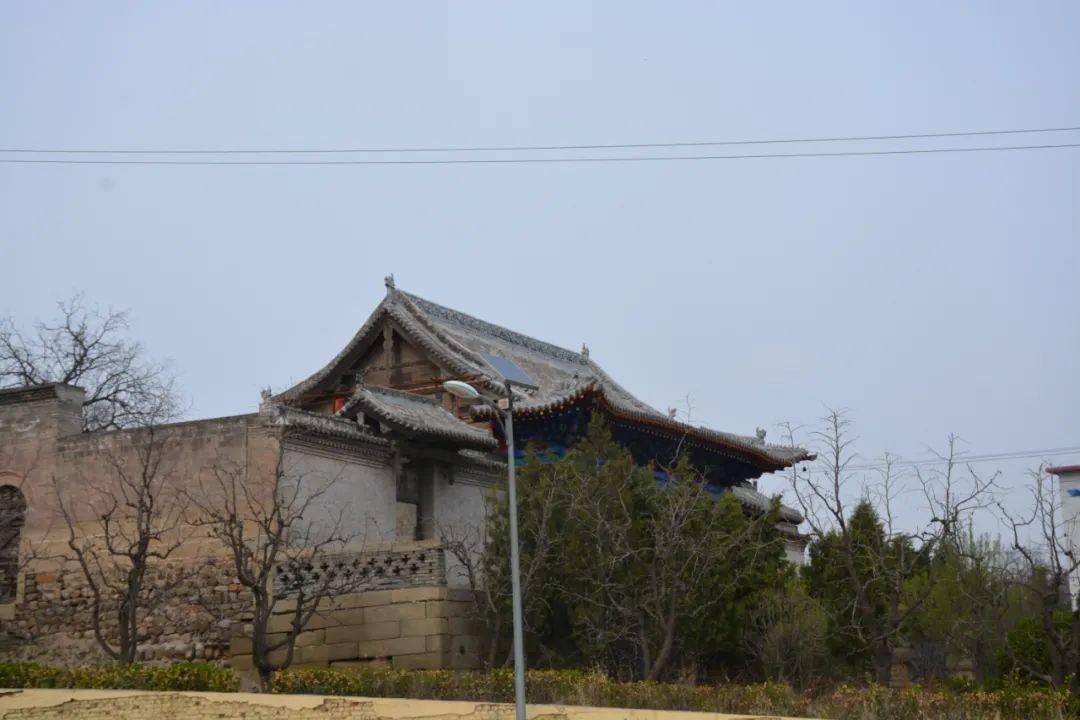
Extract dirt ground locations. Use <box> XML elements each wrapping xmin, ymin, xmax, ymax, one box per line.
<box><xmin>0</xmin><ymin>689</ymin><xmax>802</xmax><ymax>720</ymax></box>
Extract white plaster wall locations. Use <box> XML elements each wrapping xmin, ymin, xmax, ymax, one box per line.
<box><xmin>784</xmin><ymin>538</ymin><xmax>807</xmax><ymax>566</ymax></box>
<box><xmin>433</xmin><ymin>465</ymin><xmax>496</xmax><ymax>589</ymax></box>
<box><xmin>283</xmin><ymin>447</ymin><xmax>397</xmax><ymax>548</ymax></box>
<box><xmin>1056</xmin><ymin>469</ymin><xmax>1080</xmax><ymax>606</ymax></box>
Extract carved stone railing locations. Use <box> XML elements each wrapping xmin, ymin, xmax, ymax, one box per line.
<box><xmin>273</xmin><ymin>545</ymin><xmax>446</xmax><ymax>597</ymax></box>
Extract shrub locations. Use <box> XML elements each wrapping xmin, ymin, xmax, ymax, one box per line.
<box><xmin>0</xmin><ymin>662</ymin><xmax>1070</xmax><ymax>719</ymax></box>
<box><xmin>272</xmin><ymin>667</ymin><xmax>1071</xmax><ymax>720</ymax></box>
<box><xmin>0</xmin><ymin>662</ymin><xmax>238</xmax><ymax>692</ymax></box>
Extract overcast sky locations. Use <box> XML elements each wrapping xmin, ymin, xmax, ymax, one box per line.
<box><xmin>2</xmin><ymin>3</ymin><xmax>1077</xmax><ymax>532</ymax></box>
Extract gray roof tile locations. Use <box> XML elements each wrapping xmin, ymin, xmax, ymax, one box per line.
<box><xmin>275</xmin><ymin>282</ymin><xmax>810</xmax><ymax>469</ymax></box>
<box><xmin>338</xmin><ymin>385</ymin><xmax>496</xmax><ymax>450</ymax></box>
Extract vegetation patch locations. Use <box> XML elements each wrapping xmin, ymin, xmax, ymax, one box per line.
<box><xmin>273</xmin><ymin>667</ymin><xmax>1074</xmax><ymax>720</ymax></box>
<box><xmin>0</xmin><ymin>661</ymin><xmax>239</xmax><ymax>692</ymax></box>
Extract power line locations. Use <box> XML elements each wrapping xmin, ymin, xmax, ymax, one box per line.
<box><xmin>2</xmin><ymin>124</ymin><xmax>1078</xmax><ymax>155</ymax></box>
<box><xmin>796</xmin><ymin>446</ymin><xmax>1080</xmax><ymax>474</ymax></box>
<box><xmin>2</xmin><ymin>142</ymin><xmax>1079</xmax><ymax>166</ymax></box>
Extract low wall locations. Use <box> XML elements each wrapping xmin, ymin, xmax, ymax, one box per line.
<box><xmin>0</xmin><ymin>543</ymin><xmax>483</xmax><ymax>671</ymax></box>
<box><xmin>230</xmin><ymin>584</ymin><xmax>482</xmax><ymax>671</ymax></box>
<box><xmin>232</xmin><ymin>546</ymin><xmax>482</xmax><ymax>671</ymax></box>
<box><xmin>2</xmin><ymin>554</ymin><xmax>247</xmax><ymax>665</ymax></box>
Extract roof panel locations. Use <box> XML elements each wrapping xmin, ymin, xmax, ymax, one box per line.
<box><xmin>478</xmin><ymin>351</ymin><xmax>538</xmax><ymax>389</ymax></box>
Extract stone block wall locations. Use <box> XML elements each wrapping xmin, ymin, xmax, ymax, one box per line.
<box><xmin>232</xmin><ymin>555</ymin><xmax>483</xmax><ymax>672</ymax></box>
<box><xmin>1</xmin><ymin>542</ymin><xmax>485</xmax><ymax>671</ymax></box>
<box><xmin>2</xmin><ymin>554</ymin><xmax>249</xmax><ymax>665</ymax></box>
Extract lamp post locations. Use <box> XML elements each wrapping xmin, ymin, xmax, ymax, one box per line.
<box><xmin>443</xmin><ymin>379</ymin><xmax>526</xmax><ymax>720</ymax></box>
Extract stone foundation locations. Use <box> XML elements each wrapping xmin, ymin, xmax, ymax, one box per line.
<box><xmin>1</xmin><ymin>554</ymin><xmax>247</xmax><ymax>665</ymax></box>
<box><xmin>230</xmin><ymin>585</ymin><xmax>483</xmax><ymax>671</ymax></box>
<box><xmin>0</xmin><ymin>543</ymin><xmax>483</xmax><ymax>671</ymax></box>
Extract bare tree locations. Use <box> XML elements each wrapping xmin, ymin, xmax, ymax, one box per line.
<box><xmin>999</xmin><ymin>465</ymin><xmax>1080</xmax><ymax>690</ymax></box>
<box><xmin>917</xmin><ymin>434</ymin><xmax>1000</xmax><ymax>544</ymax></box>
<box><xmin>790</xmin><ymin>409</ymin><xmax>994</xmax><ymax>683</ymax></box>
<box><xmin>191</xmin><ymin>431</ymin><xmax>370</xmax><ymax>691</ymax></box>
<box><xmin>54</xmin><ymin>414</ymin><xmax>191</xmax><ymax>663</ymax></box>
<box><xmin>439</xmin><ymin>520</ymin><xmax>504</xmax><ymax>669</ymax></box>
<box><xmin>0</xmin><ymin>293</ymin><xmax>180</xmax><ymax>431</ymax></box>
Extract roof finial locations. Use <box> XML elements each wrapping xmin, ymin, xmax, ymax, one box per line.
<box><xmin>667</xmin><ymin>407</ymin><xmax>678</xmax><ymax>419</ymax></box>
<box><xmin>384</xmin><ymin>273</ymin><xmax>396</xmax><ymax>291</ymax></box>
<box><xmin>580</xmin><ymin>343</ymin><xmax>589</xmax><ymax>359</ymax></box>
<box><xmin>260</xmin><ymin>386</ymin><xmax>273</xmax><ymax>402</ymax></box>
<box><xmin>755</xmin><ymin>427</ymin><xmax>767</xmax><ymax>443</ymax></box>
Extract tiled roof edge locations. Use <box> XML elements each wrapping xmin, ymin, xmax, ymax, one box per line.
<box><xmin>400</xmin><ymin>290</ymin><xmax>588</xmax><ymax>365</ymax></box>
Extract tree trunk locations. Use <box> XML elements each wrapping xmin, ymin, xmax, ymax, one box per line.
<box><xmin>1042</xmin><ymin>600</ymin><xmax>1066</xmax><ymax>688</ymax></box>
<box><xmin>873</xmin><ymin>643</ymin><xmax>893</xmax><ymax>685</ymax></box>
<box><xmin>637</xmin><ymin>622</ymin><xmax>652</xmax><ymax>681</ymax></box>
<box><xmin>118</xmin><ymin>594</ymin><xmax>137</xmax><ymax>664</ymax></box>
<box><xmin>257</xmin><ymin>667</ymin><xmax>273</xmax><ymax>693</ymax></box>
<box><xmin>645</xmin><ymin>614</ymin><xmax>677</xmax><ymax>681</ymax></box>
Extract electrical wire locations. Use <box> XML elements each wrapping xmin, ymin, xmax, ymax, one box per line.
<box><xmin>2</xmin><ymin>142</ymin><xmax>1079</xmax><ymax>165</ymax></box>
<box><xmin>796</xmin><ymin>446</ymin><xmax>1080</xmax><ymax>474</ymax></box>
<box><xmin>2</xmin><ymin>125</ymin><xmax>1078</xmax><ymax>155</ymax></box>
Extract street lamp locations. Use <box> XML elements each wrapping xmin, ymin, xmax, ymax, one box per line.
<box><xmin>443</xmin><ymin>378</ymin><xmax>527</xmax><ymax>720</ymax></box>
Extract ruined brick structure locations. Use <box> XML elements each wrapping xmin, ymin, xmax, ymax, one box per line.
<box><xmin>0</xmin><ymin>279</ymin><xmax>810</xmax><ymax>669</ymax></box>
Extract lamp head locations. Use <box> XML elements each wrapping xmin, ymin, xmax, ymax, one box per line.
<box><xmin>442</xmin><ymin>380</ymin><xmax>480</xmax><ymax>400</ymax></box>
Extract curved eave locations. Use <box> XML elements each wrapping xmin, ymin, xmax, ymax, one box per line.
<box><xmin>267</xmin><ymin>405</ymin><xmax>390</xmax><ymax>446</ymax></box>
<box><xmin>475</xmin><ymin>383</ymin><xmax>811</xmax><ymax>472</ymax></box>
<box><xmin>337</xmin><ymin>388</ymin><xmax>497</xmax><ymax>451</ymax></box>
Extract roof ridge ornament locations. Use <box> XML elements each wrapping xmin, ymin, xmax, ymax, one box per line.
<box><xmin>581</xmin><ymin>343</ymin><xmax>589</xmax><ymax>359</ymax></box>
<box><xmin>384</xmin><ymin>273</ymin><xmax>395</xmax><ymax>291</ymax></box>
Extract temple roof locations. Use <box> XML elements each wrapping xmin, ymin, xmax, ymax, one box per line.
<box><xmin>275</xmin><ymin>280</ymin><xmax>811</xmax><ymax>471</ymax></box>
<box><xmin>336</xmin><ymin>385</ymin><xmax>497</xmax><ymax>451</ymax></box>
<box><xmin>266</xmin><ymin>404</ymin><xmax>389</xmax><ymax>445</ymax></box>
<box><xmin>472</xmin><ymin>380</ymin><xmax>809</xmax><ymax>469</ymax></box>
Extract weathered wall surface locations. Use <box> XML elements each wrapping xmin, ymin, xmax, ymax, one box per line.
<box><xmin>433</xmin><ymin>467</ymin><xmax>495</xmax><ymax>590</ymax></box>
<box><xmin>0</xmin><ymin>384</ymin><xmax>275</xmax><ymax>561</ymax></box>
<box><xmin>5</xmin><ymin>543</ymin><xmax>483</xmax><ymax>670</ymax></box>
<box><xmin>3</xmin><ymin>554</ymin><xmax>248</xmax><ymax>665</ymax></box>
<box><xmin>0</xmin><ymin>386</ymin><xmax>489</xmax><ymax>670</ymax></box>
<box><xmin>283</xmin><ymin>443</ymin><xmax>397</xmax><ymax>548</ymax></box>
<box><xmin>232</xmin><ymin>587</ymin><xmax>482</xmax><ymax>671</ymax></box>
<box><xmin>0</xmin><ymin>385</ymin><xmax>85</xmax><ymax>542</ymax></box>
<box><xmin>244</xmin><ymin>543</ymin><xmax>482</xmax><ymax>671</ymax></box>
